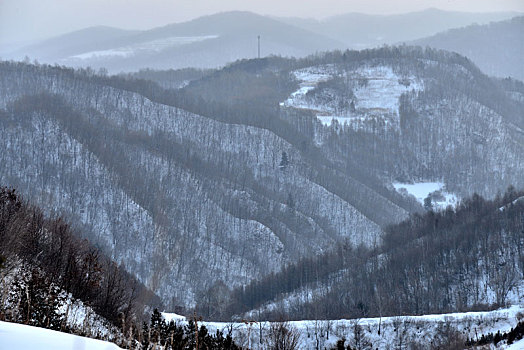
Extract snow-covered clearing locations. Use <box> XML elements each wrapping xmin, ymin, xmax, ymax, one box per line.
<box><xmin>352</xmin><ymin>66</ymin><xmax>422</xmax><ymax>114</ymax></box>
<box><xmin>280</xmin><ymin>65</ymin><xmax>334</xmax><ymax>109</ymax></box>
<box><xmin>0</xmin><ymin>321</ymin><xmax>121</xmax><ymax>350</ymax></box>
<box><xmin>393</xmin><ymin>181</ymin><xmax>458</xmax><ymax>210</ymax></box>
<box><xmin>162</xmin><ymin>312</ymin><xmax>187</xmax><ymax>323</ymax></box>
<box><xmin>281</xmin><ymin>65</ymin><xmax>423</xmax><ymax>128</ymax></box>
<box><xmin>70</xmin><ymin>35</ymin><xmax>219</xmax><ymax>60</ymax></box>
<box><xmin>163</xmin><ymin>305</ymin><xmax>524</xmax><ymax>349</ymax></box>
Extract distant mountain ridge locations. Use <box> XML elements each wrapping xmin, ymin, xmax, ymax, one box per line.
<box><xmin>279</xmin><ymin>8</ymin><xmax>521</xmax><ymax>48</ymax></box>
<box><xmin>2</xmin><ymin>9</ymin><xmax>521</xmax><ymax>73</ymax></box>
<box><xmin>414</xmin><ymin>16</ymin><xmax>524</xmax><ymax>80</ymax></box>
<box><xmin>3</xmin><ymin>11</ymin><xmax>345</xmax><ymax>73</ymax></box>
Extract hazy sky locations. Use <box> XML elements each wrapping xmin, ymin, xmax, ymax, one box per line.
<box><xmin>1</xmin><ymin>0</ymin><xmax>523</xmax><ymax>45</ymax></box>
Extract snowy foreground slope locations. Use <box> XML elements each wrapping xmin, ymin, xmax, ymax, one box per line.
<box><xmin>0</xmin><ymin>321</ymin><xmax>121</xmax><ymax>350</ymax></box>
<box><xmin>164</xmin><ymin>306</ymin><xmax>524</xmax><ymax>349</ymax></box>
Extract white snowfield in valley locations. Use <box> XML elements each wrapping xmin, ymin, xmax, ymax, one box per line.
<box><xmin>393</xmin><ymin>181</ymin><xmax>458</xmax><ymax>210</ymax></box>
<box><xmin>282</xmin><ymin>65</ymin><xmax>423</xmax><ymax>127</ymax></box>
<box><xmin>164</xmin><ymin>306</ymin><xmax>524</xmax><ymax>349</ymax></box>
<box><xmin>0</xmin><ymin>321</ymin><xmax>121</xmax><ymax>350</ymax></box>
<box><xmin>70</xmin><ymin>35</ymin><xmax>219</xmax><ymax>60</ymax></box>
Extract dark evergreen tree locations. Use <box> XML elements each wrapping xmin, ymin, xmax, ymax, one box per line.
<box><xmin>16</xmin><ymin>269</ymin><xmax>65</xmax><ymax>331</ymax></box>
<box><xmin>279</xmin><ymin>151</ymin><xmax>289</xmax><ymax>170</ymax></box>
<box><xmin>142</xmin><ymin>321</ymin><xmax>150</xmax><ymax>349</ymax></box>
<box><xmin>423</xmin><ymin>196</ymin><xmax>433</xmax><ymax>211</ymax></box>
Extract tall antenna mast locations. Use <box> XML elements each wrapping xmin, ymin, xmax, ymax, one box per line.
<box><xmin>257</xmin><ymin>35</ymin><xmax>260</xmax><ymax>59</ymax></box>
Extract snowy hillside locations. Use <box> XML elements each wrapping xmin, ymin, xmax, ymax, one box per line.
<box><xmin>1</xmin><ymin>46</ymin><xmax>523</xmax><ymax>315</ymax></box>
<box><xmin>0</xmin><ymin>61</ymin><xmax>399</xmax><ymax>307</ymax></box>
<box><xmin>0</xmin><ymin>321</ymin><xmax>121</xmax><ymax>350</ymax></box>
<box><xmin>279</xmin><ymin>50</ymin><xmax>524</xmax><ymax>200</ymax></box>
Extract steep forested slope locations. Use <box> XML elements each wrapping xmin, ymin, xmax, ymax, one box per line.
<box><xmin>0</xmin><ymin>187</ymin><xmax>159</xmax><ymax>346</ymax></box>
<box><xmin>0</xmin><ymin>61</ymin><xmax>399</xmax><ymax>308</ymax></box>
<box><xmin>229</xmin><ymin>189</ymin><xmax>524</xmax><ymax>321</ymax></box>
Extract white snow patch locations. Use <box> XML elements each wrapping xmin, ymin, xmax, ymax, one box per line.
<box><xmin>70</xmin><ymin>35</ymin><xmax>219</xmax><ymax>60</ymax></box>
<box><xmin>393</xmin><ymin>181</ymin><xmax>458</xmax><ymax>210</ymax></box>
<box><xmin>162</xmin><ymin>312</ymin><xmax>187</xmax><ymax>323</ymax></box>
<box><xmin>280</xmin><ymin>65</ymin><xmax>335</xmax><ymax>108</ymax></box>
<box><xmin>352</xmin><ymin>66</ymin><xmax>421</xmax><ymax>114</ymax></box>
<box><xmin>0</xmin><ymin>321</ymin><xmax>122</xmax><ymax>350</ymax></box>
<box><xmin>507</xmin><ymin>338</ymin><xmax>524</xmax><ymax>349</ymax></box>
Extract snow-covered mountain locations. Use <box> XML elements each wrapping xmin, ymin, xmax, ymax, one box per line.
<box><xmin>0</xmin><ymin>46</ymin><xmax>522</xmax><ymax>312</ymax></box>
<box><xmin>2</xmin><ymin>12</ymin><xmax>344</xmax><ymax>73</ymax></box>
<box><xmin>3</xmin><ymin>9</ymin><xmax>521</xmax><ymax>74</ymax></box>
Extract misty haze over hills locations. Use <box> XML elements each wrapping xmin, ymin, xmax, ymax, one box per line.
<box><xmin>2</xmin><ymin>8</ymin><xmax>521</xmax><ymax>76</ymax></box>
<box><xmin>2</xmin><ymin>12</ymin><xmax>344</xmax><ymax>72</ymax></box>
<box><xmin>277</xmin><ymin>8</ymin><xmax>520</xmax><ymax>48</ymax></box>
<box><xmin>414</xmin><ymin>16</ymin><xmax>524</xmax><ymax>80</ymax></box>
<box><xmin>2</xmin><ymin>4</ymin><xmax>524</xmax><ymax>349</ymax></box>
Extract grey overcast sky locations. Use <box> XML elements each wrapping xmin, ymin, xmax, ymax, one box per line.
<box><xmin>1</xmin><ymin>0</ymin><xmax>523</xmax><ymax>45</ymax></box>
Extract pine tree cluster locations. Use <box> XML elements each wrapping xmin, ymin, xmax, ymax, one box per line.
<box><xmin>140</xmin><ymin>309</ymin><xmax>239</xmax><ymax>349</ymax></box>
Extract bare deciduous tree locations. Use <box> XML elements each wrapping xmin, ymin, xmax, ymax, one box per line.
<box><xmin>268</xmin><ymin>321</ymin><xmax>301</xmax><ymax>350</ymax></box>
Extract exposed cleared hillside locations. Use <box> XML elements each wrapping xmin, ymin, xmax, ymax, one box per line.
<box><xmin>272</xmin><ymin>48</ymin><xmax>524</xmax><ymax>199</ymax></box>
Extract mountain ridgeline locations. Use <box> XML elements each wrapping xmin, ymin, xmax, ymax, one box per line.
<box><xmin>3</xmin><ymin>9</ymin><xmax>520</xmax><ymax>76</ymax></box>
<box><xmin>414</xmin><ymin>16</ymin><xmax>524</xmax><ymax>81</ymax></box>
<box><xmin>0</xmin><ymin>46</ymin><xmax>523</xmax><ymax>315</ymax></box>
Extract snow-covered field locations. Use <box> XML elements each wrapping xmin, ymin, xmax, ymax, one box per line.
<box><xmin>0</xmin><ymin>321</ymin><xmax>121</xmax><ymax>350</ymax></box>
<box><xmin>393</xmin><ymin>181</ymin><xmax>458</xmax><ymax>210</ymax></box>
<box><xmin>2</xmin><ymin>305</ymin><xmax>522</xmax><ymax>350</ymax></box>
<box><xmin>164</xmin><ymin>305</ymin><xmax>524</xmax><ymax>349</ymax></box>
